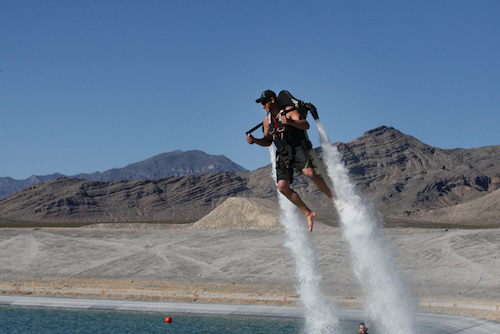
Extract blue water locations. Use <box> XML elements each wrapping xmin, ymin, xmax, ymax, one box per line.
<box><xmin>0</xmin><ymin>306</ymin><xmax>368</xmax><ymax>333</ymax></box>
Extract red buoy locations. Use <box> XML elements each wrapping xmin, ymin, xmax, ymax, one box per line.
<box><xmin>165</xmin><ymin>316</ymin><xmax>172</xmax><ymax>323</ymax></box>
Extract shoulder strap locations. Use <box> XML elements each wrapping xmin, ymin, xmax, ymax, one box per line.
<box><xmin>267</xmin><ymin>113</ymin><xmax>274</xmax><ymax>138</ymax></box>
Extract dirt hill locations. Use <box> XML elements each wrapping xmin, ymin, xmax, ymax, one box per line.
<box><xmin>191</xmin><ymin>197</ymin><xmax>281</xmax><ymax>230</ymax></box>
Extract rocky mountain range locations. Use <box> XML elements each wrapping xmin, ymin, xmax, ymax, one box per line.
<box><xmin>0</xmin><ymin>150</ymin><xmax>247</xmax><ymax>200</ymax></box>
<box><xmin>1</xmin><ymin>126</ymin><xmax>499</xmax><ymax>227</ymax></box>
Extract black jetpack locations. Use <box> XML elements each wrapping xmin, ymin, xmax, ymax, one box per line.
<box><xmin>277</xmin><ymin>90</ymin><xmax>319</xmax><ymax>120</ymax></box>
<box><xmin>246</xmin><ymin>90</ymin><xmax>319</xmax><ymax>135</ymax></box>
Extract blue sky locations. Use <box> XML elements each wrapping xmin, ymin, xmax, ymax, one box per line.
<box><xmin>1</xmin><ymin>0</ymin><xmax>499</xmax><ymax>180</ymax></box>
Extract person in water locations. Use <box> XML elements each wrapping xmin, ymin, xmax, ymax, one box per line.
<box><xmin>246</xmin><ymin>90</ymin><xmax>336</xmax><ymax>232</ymax></box>
<box><xmin>357</xmin><ymin>322</ymin><xmax>368</xmax><ymax>334</ymax></box>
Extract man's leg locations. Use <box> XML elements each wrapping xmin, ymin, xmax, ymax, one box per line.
<box><xmin>302</xmin><ymin>167</ymin><xmax>337</xmax><ymax>204</ymax></box>
<box><xmin>278</xmin><ymin>178</ymin><xmax>316</xmax><ymax>232</ymax></box>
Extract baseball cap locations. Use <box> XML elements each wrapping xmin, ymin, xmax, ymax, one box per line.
<box><xmin>255</xmin><ymin>90</ymin><xmax>277</xmax><ymax>103</ymax></box>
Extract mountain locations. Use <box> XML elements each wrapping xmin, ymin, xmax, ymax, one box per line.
<box><xmin>336</xmin><ymin>126</ymin><xmax>500</xmax><ymax>224</ymax></box>
<box><xmin>1</xmin><ymin>126</ymin><xmax>499</xmax><ymax>227</ymax></box>
<box><xmin>0</xmin><ymin>173</ymin><xmax>249</xmax><ymax>224</ymax></box>
<box><xmin>0</xmin><ymin>173</ymin><xmax>64</xmax><ymax>200</ymax></box>
<box><xmin>70</xmin><ymin>150</ymin><xmax>247</xmax><ymax>181</ymax></box>
<box><xmin>0</xmin><ymin>150</ymin><xmax>247</xmax><ymax>200</ymax></box>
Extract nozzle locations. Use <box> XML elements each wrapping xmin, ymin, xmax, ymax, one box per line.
<box><xmin>305</xmin><ymin>103</ymin><xmax>319</xmax><ymax>120</ymax></box>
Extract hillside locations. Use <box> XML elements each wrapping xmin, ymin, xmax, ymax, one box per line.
<box><xmin>339</xmin><ymin>126</ymin><xmax>500</xmax><ymax>215</ymax></box>
<box><xmin>0</xmin><ymin>173</ymin><xmax>64</xmax><ymax>200</ymax></box>
<box><xmin>70</xmin><ymin>150</ymin><xmax>247</xmax><ymax>181</ymax></box>
<box><xmin>1</xmin><ymin>126</ymin><xmax>499</xmax><ymax>226</ymax></box>
<box><xmin>0</xmin><ymin>150</ymin><xmax>246</xmax><ymax>200</ymax></box>
<box><xmin>0</xmin><ymin>173</ymin><xmax>249</xmax><ymax>223</ymax></box>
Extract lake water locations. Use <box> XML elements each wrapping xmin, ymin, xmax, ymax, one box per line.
<box><xmin>0</xmin><ymin>305</ymin><xmax>371</xmax><ymax>334</ymax></box>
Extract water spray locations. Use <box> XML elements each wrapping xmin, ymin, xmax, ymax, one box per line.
<box><xmin>314</xmin><ymin>120</ymin><xmax>416</xmax><ymax>334</ymax></box>
<box><xmin>269</xmin><ymin>146</ymin><xmax>339</xmax><ymax>334</ymax></box>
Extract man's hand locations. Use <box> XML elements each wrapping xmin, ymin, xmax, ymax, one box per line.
<box><xmin>279</xmin><ymin>113</ymin><xmax>289</xmax><ymax>125</ymax></box>
<box><xmin>280</xmin><ymin>109</ymin><xmax>309</xmax><ymax>130</ymax></box>
<box><xmin>246</xmin><ymin>133</ymin><xmax>255</xmax><ymax>144</ymax></box>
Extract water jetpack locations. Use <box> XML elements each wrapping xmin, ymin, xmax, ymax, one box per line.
<box><xmin>246</xmin><ymin>90</ymin><xmax>332</xmax><ymax>189</ymax></box>
<box><xmin>246</xmin><ymin>91</ymin><xmax>319</xmax><ymax>135</ymax></box>
<box><xmin>277</xmin><ymin>90</ymin><xmax>319</xmax><ymax>120</ymax></box>
<box><xmin>277</xmin><ymin>91</ymin><xmax>332</xmax><ymax>190</ymax></box>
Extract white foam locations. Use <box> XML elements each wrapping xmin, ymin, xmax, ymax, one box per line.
<box><xmin>315</xmin><ymin>120</ymin><xmax>416</xmax><ymax>334</ymax></box>
<box><xmin>269</xmin><ymin>146</ymin><xmax>339</xmax><ymax>334</ymax></box>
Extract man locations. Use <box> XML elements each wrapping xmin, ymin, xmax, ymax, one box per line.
<box><xmin>357</xmin><ymin>322</ymin><xmax>368</xmax><ymax>334</ymax></box>
<box><xmin>246</xmin><ymin>90</ymin><xmax>336</xmax><ymax>232</ymax></box>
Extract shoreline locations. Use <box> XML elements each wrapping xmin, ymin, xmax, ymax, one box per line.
<box><xmin>1</xmin><ymin>279</ymin><xmax>500</xmax><ymax>322</ymax></box>
<box><xmin>2</xmin><ymin>226</ymin><xmax>500</xmax><ymax>323</ymax></box>
<box><xmin>3</xmin><ymin>294</ymin><xmax>500</xmax><ymax>334</ymax></box>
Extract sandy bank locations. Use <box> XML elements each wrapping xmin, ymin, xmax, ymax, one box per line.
<box><xmin>1</xmin><ymin>225</ymin><xmax>499</xmax><ymax>321</ymax></box>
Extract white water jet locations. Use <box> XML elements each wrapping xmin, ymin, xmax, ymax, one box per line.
<box><xmin>315</xmin><ymin>120</ymin><xmax>416</xmax><ymax>334</ymax></box>
<box><xmin>269</xmin><ymin>146</ymin><xmax>338</xmax><ymax>334</ymax></box>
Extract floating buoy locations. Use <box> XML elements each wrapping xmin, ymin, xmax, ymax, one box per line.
<box><xmin>165</xmin><ymin>316</ymin><xmax>172</xmax><ymax>323</ymax></box>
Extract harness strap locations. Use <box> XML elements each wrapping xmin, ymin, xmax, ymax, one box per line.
<box><xmin>269</xmin><ymin>115</ymin><xmax>284</xmax><ymax>151</ymax></box>
<box><xmin>268</xmin><ymin>110</ymin><xmax>312</xmax><ymax>168</ymax></box>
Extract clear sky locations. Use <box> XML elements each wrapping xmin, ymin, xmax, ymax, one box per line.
<box><xmin>1</xmin><ymin>0</ymin><xmax>499</xmax><ymax>180</ymax></box>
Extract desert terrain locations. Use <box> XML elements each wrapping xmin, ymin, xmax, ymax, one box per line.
<box><xmin>1</xmin><ymin>218</ymin><xmax>500</xmax><ymax>322</ymax></box>
<box><xmin>1</xmin><ymin>127</ymin><xmax>500</xmax><ymax>324</ymax></box>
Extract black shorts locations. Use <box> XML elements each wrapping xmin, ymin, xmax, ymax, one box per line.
<box><xmin>276</xmin><ymin>146</ymin><xmax>312</xmax><ymax>183</ymax></box>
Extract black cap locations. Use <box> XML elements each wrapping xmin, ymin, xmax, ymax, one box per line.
<box><xmin>255</xmin><ymin>90</ymin><xmax>277</xmax><ymax>103</ymax></box>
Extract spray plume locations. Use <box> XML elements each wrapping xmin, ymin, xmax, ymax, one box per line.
<box><xmin>315</xmin><ymin>120</ymin><xmax>416</xmax><ymax>334</ymax></box>
<box><xmin>269</xmin><ymin>146</ymin><xmax>339</xmax><ymax>334</ymax></box>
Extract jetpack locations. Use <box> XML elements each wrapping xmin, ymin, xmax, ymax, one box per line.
<box><xmin>246</xmin><ymin>90</ymin><xmax>333</xmax><ymax>190</ymax></box>
<box><xmin>277</xmin><ymin>91</ymin><xmax>333</xmax><ymax>189</ymax></box>
<box><xmin>276</xmin><ymin>90</ymin><xmax>319</xmax><ymax>120</ymax></box>
<box><xmin>246</xmin><ymin>90</ymin><xmax>319</xmax><ymax>135</ymax></box>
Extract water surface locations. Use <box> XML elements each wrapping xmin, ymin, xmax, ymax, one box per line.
<box><xmin>0</xmin><ymin>305</ymin><xmax>372</xmax><ymax>334</ymax></box>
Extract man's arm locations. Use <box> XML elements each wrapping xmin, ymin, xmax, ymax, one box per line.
<box><xmin>279</xmin><ymin>108</ymin><xmax>310</xmax><ymax>130</ymax></box>
<box><xmin>246</xmin><ymin>117</ymin><xmax>272</xmax><ymax>146</ymax></box>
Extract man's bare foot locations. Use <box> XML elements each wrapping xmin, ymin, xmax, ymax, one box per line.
<box><xmin>306</xmin><ymin>211</ymin><xmax>317</xmax><ymax>232</ymax></box>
